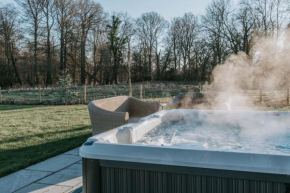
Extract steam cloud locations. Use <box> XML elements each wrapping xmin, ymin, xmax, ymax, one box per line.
<box><xmin>205</xmin><ymin>28</ymin><xmax>290</xmax><ymax>110</ymax></box>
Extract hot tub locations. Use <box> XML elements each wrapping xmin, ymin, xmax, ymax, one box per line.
<box><xmin>80</xmin><ymin>110</ymin><xmax>290</xmax><ymax>193</ymax></box>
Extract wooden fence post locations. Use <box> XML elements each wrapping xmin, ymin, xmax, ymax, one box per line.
<box><xmin>287</xmin><ymin>87</ymin><xmax>290</xmax><ymax>106</ymax></box>
<box><xmin>84</xmin><ymin>84</ymin><xmax>87</xmax><ymax>104</ymax></box>
<box><xmin>140</xmin><ymin>84</ymin><xmax>143</xmax><ymax>99</ymax></box>
<box><xmin>0</xmin><ymin>87</ymin><xmax>2</xmax><ymax>104</ymax></box>
<box><xmin>129</xmin><ymin>79</ymin><xmax>132</xmax><ymax>97</ymax></box>
<box><xmin>199</xmin><ymin>83</ymin><xmax>202</xmax><ymax>92</ymax></box>
<box><xmin>39</xmin><ymin>85</ymin><xmax>42</xmax><ymax>103</ymax></box>
<box><xmin>259</xmin><ymin>89</ymin><xmax>263</xmax><ymax>105</ymax></box>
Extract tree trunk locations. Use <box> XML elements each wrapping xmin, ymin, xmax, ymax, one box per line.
<box><xmin>10</xmin><ymin>44</ymin><xmax>22</xmax><ymax>85</ymax></box>
<box><xmin>148</xmin><ymin>45</ymin><xmax>152</xmax><ymax>80</ymax></box>
<box><xmin>64</xmin><ymin>24</ymin><xmax>68</xmax><ymax>70</ymax></box>
<box><xmin>60</xmin><ymin>26</ymin><xmax>64</xmax><ymax>71</ymax></box>
<box><xmin>34</xmin><ymin>20</ymin><xmax>39</xmax><ymax>85</ymax></box>
<box><xmin>128</xmin><ymin>41</ymin><xmax>132</xmax><ymax>97</ymax></box>
<box><xmin>72</xmin><ymin>43</ymin><xmax>77</xmax><ymax>84</ymax></box>
<box><xmin>113</xmin><ymin>53</ymin><xmax>118</xmax><ymax>84</ymax></box>
<box><xmin>4</xmin><ymin>40</ymin><xmax>12</xmax><ymax>86</ymax></box>
<box><xmin>287</xmin><ymin>86</ymin><xmax>290</xmax><ymax>106</ymax></box>
<box><xmin>80</xmin><ymin>37</ymin><xmax>86</xmax><ymax>84</ymax></box>
<box><xmin>46</xmin><ymin>15</ymin><xmax>52</xmax><ymax>86</ymax></box>
<box><xmin>173</xmin><ymin>42</ymin><xmax>177</xmax><ymax>70</ymax></box>
<box><xmin>93</xmin><ymin>34</ymin><xmax>98</xmax><ymax>85</ymax></box>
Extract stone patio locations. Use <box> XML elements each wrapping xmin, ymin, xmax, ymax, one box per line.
<box><xmin>0</xmin><ymin>147</ymin><xmax>82</xmax><ymax>193</ymax></box>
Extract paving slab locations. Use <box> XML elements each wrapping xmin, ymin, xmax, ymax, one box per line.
<box><xmin>63</xmin><ymin>148</ymin><xmax>80</xmax><ymax>156</ymax></box>
<box><xmin>14</xmin><ymin>183</ymin><xmax>72</xmax><ymax>193</ymax></box>
<box><xmin>38</xmin><ymin>164</ymin><xmax>82</xmax><ymax>187</ymax></box>
<box><xmin>27</xmin><ymin>154</ymin><xmax>81</xmax><ymax>172</ymax></box>
<box><xmin>65</xmin><ymin>183</ymin><xmax>82</xmax><ymax>193</ymax></box>
<box><xmin>0</xmin><ymin>169</ymin><xmax>52</xmax><ymax>193</ymax></box>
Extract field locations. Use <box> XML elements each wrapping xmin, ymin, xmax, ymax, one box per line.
<box><xmin>0</xmin><ymin>105</ymin><xmax>91</xmax><ymax>178</ymax></box>
<box><xmin>1</xmin><ymin>82</ymin><xmax>290</xmax><ymax>107</ymax></box>
<box><xmin>0</xmin><ymin>82</ymin><xmax>200</xmax><ymax>105</ymax></box>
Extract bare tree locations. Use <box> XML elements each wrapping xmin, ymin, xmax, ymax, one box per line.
<box><xmin>17</xmin><ymin>0</ymin><xmax>44</xmax><ymax>85</ymax></box>
<box><xmin>54</xmin><ymin>0</ymin><xmax>76</xmax><ymax>72</ymax></box>
<box><xmin>242</xmin><ymin>0</ymin><xmax>286</xmax><ymax>37</ymax></box>
<box><xmin>167</xmin><ymin>18</ymin><xmax>182</xmax><ymax>71</ymax></box>
<box><xmin>89</xmin><ymin>18</ymin><xmax>107</xmax><ymax>85</ymax></box>
<box><xmin>236</xmin><ymin>2</ymin><xmax>255</xmax><ymax>54</ymax></box>
<box><xmin>42</xmin><ymin>0</ymin><xmax>54</xmax><ymax>85</ymax></box>
<box><xmin>202</xmin><ymin>0</ymin><xmax>231</xmax><ymax>67</ymax></box>
<box><xmin>0</xmin><ymin>0</ymin><xmax>288</xmax><ymax>88</ymax></box>
<box><xmin>119</xmin><ymin>13</ymin><xmax>134</xmax><ymax>91</ymax></box>
<box><xmin>76</xmin><ymin>0</ymin><xmax>103</xmax><ymax>85</ymax></box>
<box><xmin>178</xmin><ymin>13</ymin><xmax>199</xmax><ymax>79</ymax></box>
<box><xmin>196</xmin><ymin>39</ymin><xmax>212</xmax><ymax>82</ymax></box>
<box><xmin>135</xmin><ymin>12</ymin><xmax>168</xmax><ymax>80</ymax></box>
<box><xmin>0</xmin><ymin>4</ymin><xmax>22</xmax><ymax>86</ymax></box>
<box><xmin>220</xmin><ymin>5</ymin><xmax>242</xmax><ymax>54</ymax></box>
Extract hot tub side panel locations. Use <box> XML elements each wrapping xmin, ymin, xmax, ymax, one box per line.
<box><xmin>82</xmin><ymin>158</ymin><xmax>290</xmax><ymax>193</ymax></box>
<box><xmin>83</xmin><ymin>159</ymin><xmax>101</xmax><ymax>193</ymax></box>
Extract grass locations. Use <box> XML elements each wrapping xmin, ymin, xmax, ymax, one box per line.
<box><xmin>0</xmin><ymin>105</ymin><xmax>91</xmax><ymax>178</ymax></box>
<box><xmin>0</xmin><ymin>105</ymin><xmax>41</xmax><ymax>111</ymax></box>
<box><xmin>1</xmin><ymin>82</ymin><xmax>199</xmax><ymax>104</ymax></box>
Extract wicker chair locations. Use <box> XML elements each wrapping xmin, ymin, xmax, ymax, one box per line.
<box><xmin>88</xmin><ymin>96</ymin><xmax>159</xmax><ymax>135</ymax></box>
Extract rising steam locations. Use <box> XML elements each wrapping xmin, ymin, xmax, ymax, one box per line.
<box><xmin>206</xmin><ymin>28</ymin><xmax>290</xmax><ymax>110</ymax></box>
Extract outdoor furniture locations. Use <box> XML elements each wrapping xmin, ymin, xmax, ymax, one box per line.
<box><xmin>88</xmin><ymin>96</ymin><xmax>159</xmax><ymax>135</ymax></box>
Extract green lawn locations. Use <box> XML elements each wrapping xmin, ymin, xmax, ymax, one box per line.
<box><xmin>0</xmin><ymin>105</ymin><xmax>91</xmax><ymax>178</ymax></box>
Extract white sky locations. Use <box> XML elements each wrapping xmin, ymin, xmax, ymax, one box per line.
<box><xmin>97</xmin><ymin>0</ymin><xmax>214</xmax><ymax>20</ymax></box>
<box><xmin>0</xmin><ymin>0</ymin><xmax>239</xmax><ymax>20</ymax></box>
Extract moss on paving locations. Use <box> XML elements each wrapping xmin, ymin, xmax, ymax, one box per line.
<box><xmin>0</xmin><ymin>105</ymin><xmax>91</xmax><ymax>178</ymax></box>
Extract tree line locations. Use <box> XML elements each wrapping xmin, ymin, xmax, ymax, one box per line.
<box><xmin>0</xmin><ymin>0</ymin><xmax>289</xmax><ymax>88</ymax></box>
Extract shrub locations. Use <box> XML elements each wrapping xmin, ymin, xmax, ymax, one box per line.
<box><xmin>59</xmin><ymin>70</ymin><xmax>76</xmax><ymax>104</ymax></box>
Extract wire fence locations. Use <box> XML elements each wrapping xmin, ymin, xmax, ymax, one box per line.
<box><xmin>0</xmin><ymin>83</ymin><xmax>289</xmax><ymax>107</ymax></box>
<box><xmin>0</xmin><ymin>82</ymin><xmax>201</xmax><ymax>105</ymax></box>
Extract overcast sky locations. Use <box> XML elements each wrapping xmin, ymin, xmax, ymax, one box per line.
<box><xmin>1</xmin><ymin>0</ymin><xmax>240</xmax><ymax>20</ymax></box>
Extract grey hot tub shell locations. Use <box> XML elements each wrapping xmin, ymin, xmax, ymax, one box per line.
<box><xmin>80</xmin><ymin>110</ymin><xmax>290</xmax><ymax>193</ymax></box>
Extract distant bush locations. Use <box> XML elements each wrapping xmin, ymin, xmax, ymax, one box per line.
<box><xmin>59</xmin><ymin>70</ymin><xmax>76</xmax><ymax>104</ymax></box>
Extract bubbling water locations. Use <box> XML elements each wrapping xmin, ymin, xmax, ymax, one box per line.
<box><xmin>135</xmin><ymin>111</ymin><xmax>290</xmax><ymax>155</ymax></box>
